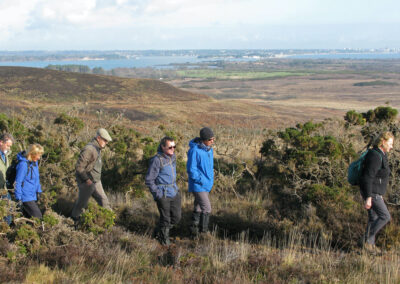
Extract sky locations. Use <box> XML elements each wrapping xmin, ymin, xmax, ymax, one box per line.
<box><xmin>0</xmin><ymin>0</ymin><xmax>399</xmax><ymax>50</ymax></box>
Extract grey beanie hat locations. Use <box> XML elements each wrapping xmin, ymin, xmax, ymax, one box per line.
<box><xmin>200</xmin><ymin>127</ymin><xmax>214</xmax><ymax>141</ymax></box>
<box><xmin>97</xmin><ymin>128</ymin><xmax>112</xmax><ymax>142</ymax></box>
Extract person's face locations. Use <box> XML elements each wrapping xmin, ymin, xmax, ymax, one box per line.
<box><xmin>382</xmin><ymin>137</ymin><xmax>394</xmax><ymax>153</ymax></box>
<box><xmin>31</xmin><ymin>153</ymin><xmax>42</xmax><ymax>162</ymax></box>
<box><xmin>203</xmin><ymin>137</ymin><xmax>215</xmax><ymax>147</ymax></box>
<box><xmin>161</xmin><ymin>140</ymin><xmax>176</xmax><ymax>156</ymax></box>
<box><xmin>96</xmin><ymin>136</ymin><xmax>109</xmax><ymax>148</ymax></box>
<box><xmin>0</xmin><ymin>139</ymin><xmax>12</xmax><ymax>153</ymax></box>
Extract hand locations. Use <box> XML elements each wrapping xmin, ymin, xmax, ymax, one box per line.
<box><xmin>86</xmin><ymin>179</ymin><xmax>93</xmax><ymax>186</ymax></box>
<box><xmin>152</xmin><ymin>191</ymin><xmax>163</xmax><ymax>201</ymax></box>
<box><xmin>16</xmin><ymin>200</ymin><xmax>23</xmax><ymax>211</ymax></box>
<box><xmin>365</xmin><ymin>197</ymin><xmax>372</xmax><ymax>210</ymax></box>
<box><xmin>37</xmin><ymin>192</ymin><xmax>42</xmax><ymax>201</ymax></box>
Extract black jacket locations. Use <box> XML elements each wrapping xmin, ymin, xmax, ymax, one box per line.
<box><xmin>360</xmin><ymin>147</ymin><xmax>390</xmax><ymax>198</ymax></box>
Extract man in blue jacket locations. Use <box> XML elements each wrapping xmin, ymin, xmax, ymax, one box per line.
<box><xmin>145</xmin><ymin>136</ymin><xmax>181</xmax><ymax>246</ymax></box>
<box><xmin>187</xmin><ymin>127</ymin><xmax>215</xmax><ymax>236</ymax></box>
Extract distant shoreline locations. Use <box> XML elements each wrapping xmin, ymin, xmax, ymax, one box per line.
<box><xmin>0</xmin><ymin>52</ymin><xmax>400</xmax><ymax>70</ymax></box>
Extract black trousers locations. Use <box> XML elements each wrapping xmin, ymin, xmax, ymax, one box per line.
<box><xmin>155</xmin><ymin>192</ymin><xmax>181</xmax><ymax>229</ymax></box>
<box><xmin>23</xmin><ymin>201</ymin><xmax>42</xmax><ymax>219</ymax></box>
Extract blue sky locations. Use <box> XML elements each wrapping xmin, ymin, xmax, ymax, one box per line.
<box><xmin>0</xmin><ymin>0</ymin><xmax>399</xmax><ymax>50</ymax></box>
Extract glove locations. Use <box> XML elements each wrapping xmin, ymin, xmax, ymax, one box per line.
<box><xmin>37</xmin><ymin>192</ymin><xmax>42</xmax><ymax>201</ymax></box>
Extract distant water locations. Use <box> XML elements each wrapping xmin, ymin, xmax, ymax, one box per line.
<box><xmin>287</xmin><ymin>53</ymin><xmax>400</xmax><ymax>59</ymax></box>
<box><xmin>0</xmin><ymin>56</ymin><xmax>254</xmax><ymax>70</ymax></box>
<box><xmin>1</xmin><ymin>53</ymin><xmax>399</xmax><ymax>70</ymax></box>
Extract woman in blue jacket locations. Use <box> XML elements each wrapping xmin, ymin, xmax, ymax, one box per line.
<box><xmin>187</xmin><ymin>127</ymin><xmax>215</xmax><ymax>236</ymax></box>
<box><xmin>14</xmin><ymin>144</ymin><xmax>44</xmax><ymax>219</ymax></box>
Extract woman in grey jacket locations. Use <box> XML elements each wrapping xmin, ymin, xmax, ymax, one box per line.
<box><xmin>145</xmin><ymin>137</ymin><xmax>181</xmax><ymax>246</ymax></box>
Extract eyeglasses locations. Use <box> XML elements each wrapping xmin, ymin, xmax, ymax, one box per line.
<box><xmin>167</xmin><ymin>145</ymin><xmax>176</xmax><ymax>149</ymax></box>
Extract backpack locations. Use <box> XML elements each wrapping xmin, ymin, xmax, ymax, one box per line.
<box><xmin>6</xmin><ymin>155</ymin><xmax>30</xmax><ymax>189</ymax></box>
<box><xmin>347</xmin><ymin>149</ymin><xmax>382</xmax><ymax>186</ymax></box>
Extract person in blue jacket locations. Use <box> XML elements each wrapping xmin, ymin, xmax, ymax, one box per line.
<box><xmin>187</xmin><ymin>127</ymin><xmax>215</xmax><ymax>236</ymax></box>
<box><xmin>14</xmin><ymin>144</ymin><xmax>44</xmax><ymax>219</ymax></box>
<box><xmin>145</xmin><ymin>136</ymin><xmax>181</xmax><ymax>246</ymax></box>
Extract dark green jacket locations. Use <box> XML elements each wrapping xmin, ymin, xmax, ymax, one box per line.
<box><xmin>0</xmin><ymin>151</ymin><xmax>11</xmax><ymax>190</ymax></box>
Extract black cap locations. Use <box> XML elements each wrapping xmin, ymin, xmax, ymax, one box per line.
<box><xmin>200</xmin><ymin>127</ymin><xmax>214</xmax><ymax>141</ymax></box>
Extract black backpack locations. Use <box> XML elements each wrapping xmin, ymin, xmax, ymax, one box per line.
<box><xmin>6</xmin><ymin>153</ymin><xmax>30</xmax><ymax>189</ymax></box>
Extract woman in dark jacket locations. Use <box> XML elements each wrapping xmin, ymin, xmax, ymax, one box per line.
<box><xmin>360</xmin><ymin>132</ymin><xmax>394</xmax><ymax>252</ymax></box>
<box><xmin>14</xmin><ymin>144</ymin><xmax>44</xmax><ymax>219</ymax></box>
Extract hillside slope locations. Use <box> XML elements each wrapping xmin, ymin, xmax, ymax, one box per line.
<box><xmin>0</xmin><ymin>66</ymin><xmax>208</xmax><ymax>102</ymax></box>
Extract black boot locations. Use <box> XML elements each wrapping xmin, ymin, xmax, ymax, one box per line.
<box><xmin>200</xmin><ymin>213</ymin><xmax>210</xmax><ymax>233</ymax></box>
<box><xmin>190</xmin><ymin>212</ymin><xmax>201</xmax><ymax>237</ymax></box>
<box><xmin>158</xmin><ymin>227</ymin><xmax>170</xmax><ymax>246</ymax></box>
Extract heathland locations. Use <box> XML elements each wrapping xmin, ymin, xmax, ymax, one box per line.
<box><xmin>0</xmin><ymin>60</ymin><xmax>400</xmax><ymax>283</ymax></box>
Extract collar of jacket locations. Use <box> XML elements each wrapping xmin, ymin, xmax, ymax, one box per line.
<box><xmin>158</xmin><ymin>151</ymin><xmax>176</xmax><ymax>160</ymax></box>
<box><xmin>91</xmin><ymin>138</ymin><xmax>102</xmax><ymax>151</ymax></box>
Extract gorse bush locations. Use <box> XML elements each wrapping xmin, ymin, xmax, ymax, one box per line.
<box><xmin>363</xmin><ymin>106</ymin><xmax>398</xmax><ymax>124</ymax></box>
<box><xmin>345</xmin><ymin>110</ymin><xmax>366</xmax><ymax>126</ymax></box>
<box><xmin>80</xmin><ymin>203</ymin><xmax>115</xmax><ymax>235</ymax></box>
<box><xmin>253</xmin><ymin>106</ymin><xmax>400</xmax><ymax>249</ymax></box>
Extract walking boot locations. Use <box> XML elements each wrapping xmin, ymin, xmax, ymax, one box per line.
<box><xmin>190</xmin><ymin>212</ymin><xmax>201</xmax><ymax>237</ymax></box>
<box><xmin>199</xmin><ymin>213</ymin><xmax>210</xmax><ymax>233</ymax></box>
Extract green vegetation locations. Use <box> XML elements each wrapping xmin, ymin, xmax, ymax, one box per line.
<box><xmin>80</xmin><ymin>203</ymin><xmax>116</xmax><ymax>235</ymax></box>
<box><xmin>0</xmin><ymin>106</ymin><xmax>399</xmax><ymax>282</ymax></box>
<box><xmin>354</xmin><ymin>80</ymin><xmax>397</xmax><ymax>86</ymax></box>
<box><xmin>176</xmin><ymin>69</ymin><xmax>310</xmax><ymax>80</ymax></box>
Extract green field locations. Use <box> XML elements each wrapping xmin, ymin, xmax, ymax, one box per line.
<box><xmin>176</xmin><ymin>69</ymin><xmax>310</xmax><ymax>80</ymax></box>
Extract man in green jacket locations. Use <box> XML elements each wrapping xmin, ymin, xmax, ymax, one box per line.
<box><xmin>0</xmin><ymin>133</ymin><xmax>14</xmax><ymax>225</ymax></box>
<box><xmin>71</xmin><ymin>128</ymin><xmax>112</xmax><ymax>222</ymax></box>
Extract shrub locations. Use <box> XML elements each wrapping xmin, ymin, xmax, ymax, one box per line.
<box><xmin>14</xmin><ymin>224</ymin><xmax>41</xmax><ymax>255</ymax></box>
<box><xmin>344</xmin><ymin>110</ymin><xmax>366</xmax><ymax>125</ymax></box>
<box><xmin>363</xmin><ymin>106</ymin><xmax>398</xmax><ymax>124</ymax></box>
<box><xmin>80</xmin><ymin>203</ymin><xmax>115</xmax><ymax>235</ymax></box>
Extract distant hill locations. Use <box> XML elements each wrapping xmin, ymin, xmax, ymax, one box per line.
<box><xmin>0</xmin><ymin>66</ymin><xmax>208</xmax><ymax>103</ymax></box>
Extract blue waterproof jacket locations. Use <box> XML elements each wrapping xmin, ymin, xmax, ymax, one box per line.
<box><xmin>187</xmin><ymin>138</ymin><xmax>214</xmax><ymax>193</ymax></box>
<box><xmin>145</xmin><ymin>147</ymin><xmax>178</xmax><ymax>200</ymax></box>
<box><xmin>14</xmin><ymin>152</ymin><xmax>42</xmax><ymax>202</ymax></box>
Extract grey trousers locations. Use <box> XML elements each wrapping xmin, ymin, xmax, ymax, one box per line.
<box><xmin>192</xmin><ymin>191</ymin><xmax>212</xmax><ymax>214</ymax></box>
<box><xmin>365</xmin><ymin>194</ymin><xmax>391</xmax><ymax>245</ymax></box>
<box><xmin>71</xmin><ymin>181</ymin><xmax>111</xmax><ymax>220</ymax></box>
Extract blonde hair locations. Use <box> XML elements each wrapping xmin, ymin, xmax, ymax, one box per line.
<box><xmin>373</xmin><ymin>132</ymin><xmax>394</xmax><ymax>148</ymax></box>
<box><xmin>26</xmin><ymin>143</ymin><xmax>44</xmax><ymax>161</ymax></box>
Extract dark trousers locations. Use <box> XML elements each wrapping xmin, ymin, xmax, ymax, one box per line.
<box><xmin>155</xmin><ymin>192</ymin><xmax>181</xmax><ymax>229</ymax></box>
<box><xmin>23</xmin><ymin>201</ymin><xmax>42</xmax><ymax>219</ymax></box>
<box><xmin>365</xmin><ymin>194</ymin><xmax>391</xmax><ymax>245</ymax></box>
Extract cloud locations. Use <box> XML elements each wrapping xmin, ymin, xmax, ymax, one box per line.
<box><xmin>0</xmin><ymin>0</ymin><xmax>399</xmax><ymax>49</ymax></box>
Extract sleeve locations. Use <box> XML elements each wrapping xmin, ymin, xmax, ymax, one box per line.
<box><xmin>145</xmin><ymin>156</ymin><xmax>161</xmax><ymax>198</ymax></box>
<box><xmin>186</xmin><ymin>149</ymin><xmax>203</xmax><ymax>185</ymax></box>
<box><xmin>14</xmin><ymin>161</ymin><xmax>28</xmax><ymax>201</ymax></box>
<box><xmin>360</xmin><ymin>151</ymin><xmax>382</xmax><ymax>198</ymax></box>
<box><xmin>37</xmin><ymin>164</ymin><xmax>42</xmax><ymax>193</ymax></box>
<box><xmin>75</xmin><ymin>146</ymin><xmax>96</xmax><ymax>182</ymax></box>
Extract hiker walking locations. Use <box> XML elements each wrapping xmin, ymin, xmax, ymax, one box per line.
<box><xmin>360</xmin><ymin>131</ymin><xmax>394</xmax><ymax>253</ymax></box>
<box><xmin>187</xmin><ymin>127</ymin><xmax>215</xmax><ymax>236</ymax></box>
<box><xmin>14</xmin><ymin>144</ymin><xmax>44</xmax><ymax>219</ymax></box>
<box><xmin>145</xmin><ymin>136</ymin><xmax>181</xmax><ymax>246</ymax></box>
<box><xmin>0</xmin><ymin>133</ymin><xmax>14</xmax><ymax>224</ymax></box>
<box><xmin>71</xmin><ymin>128</ymin><xmax>112</xmax><ymax>222</ymax></box>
